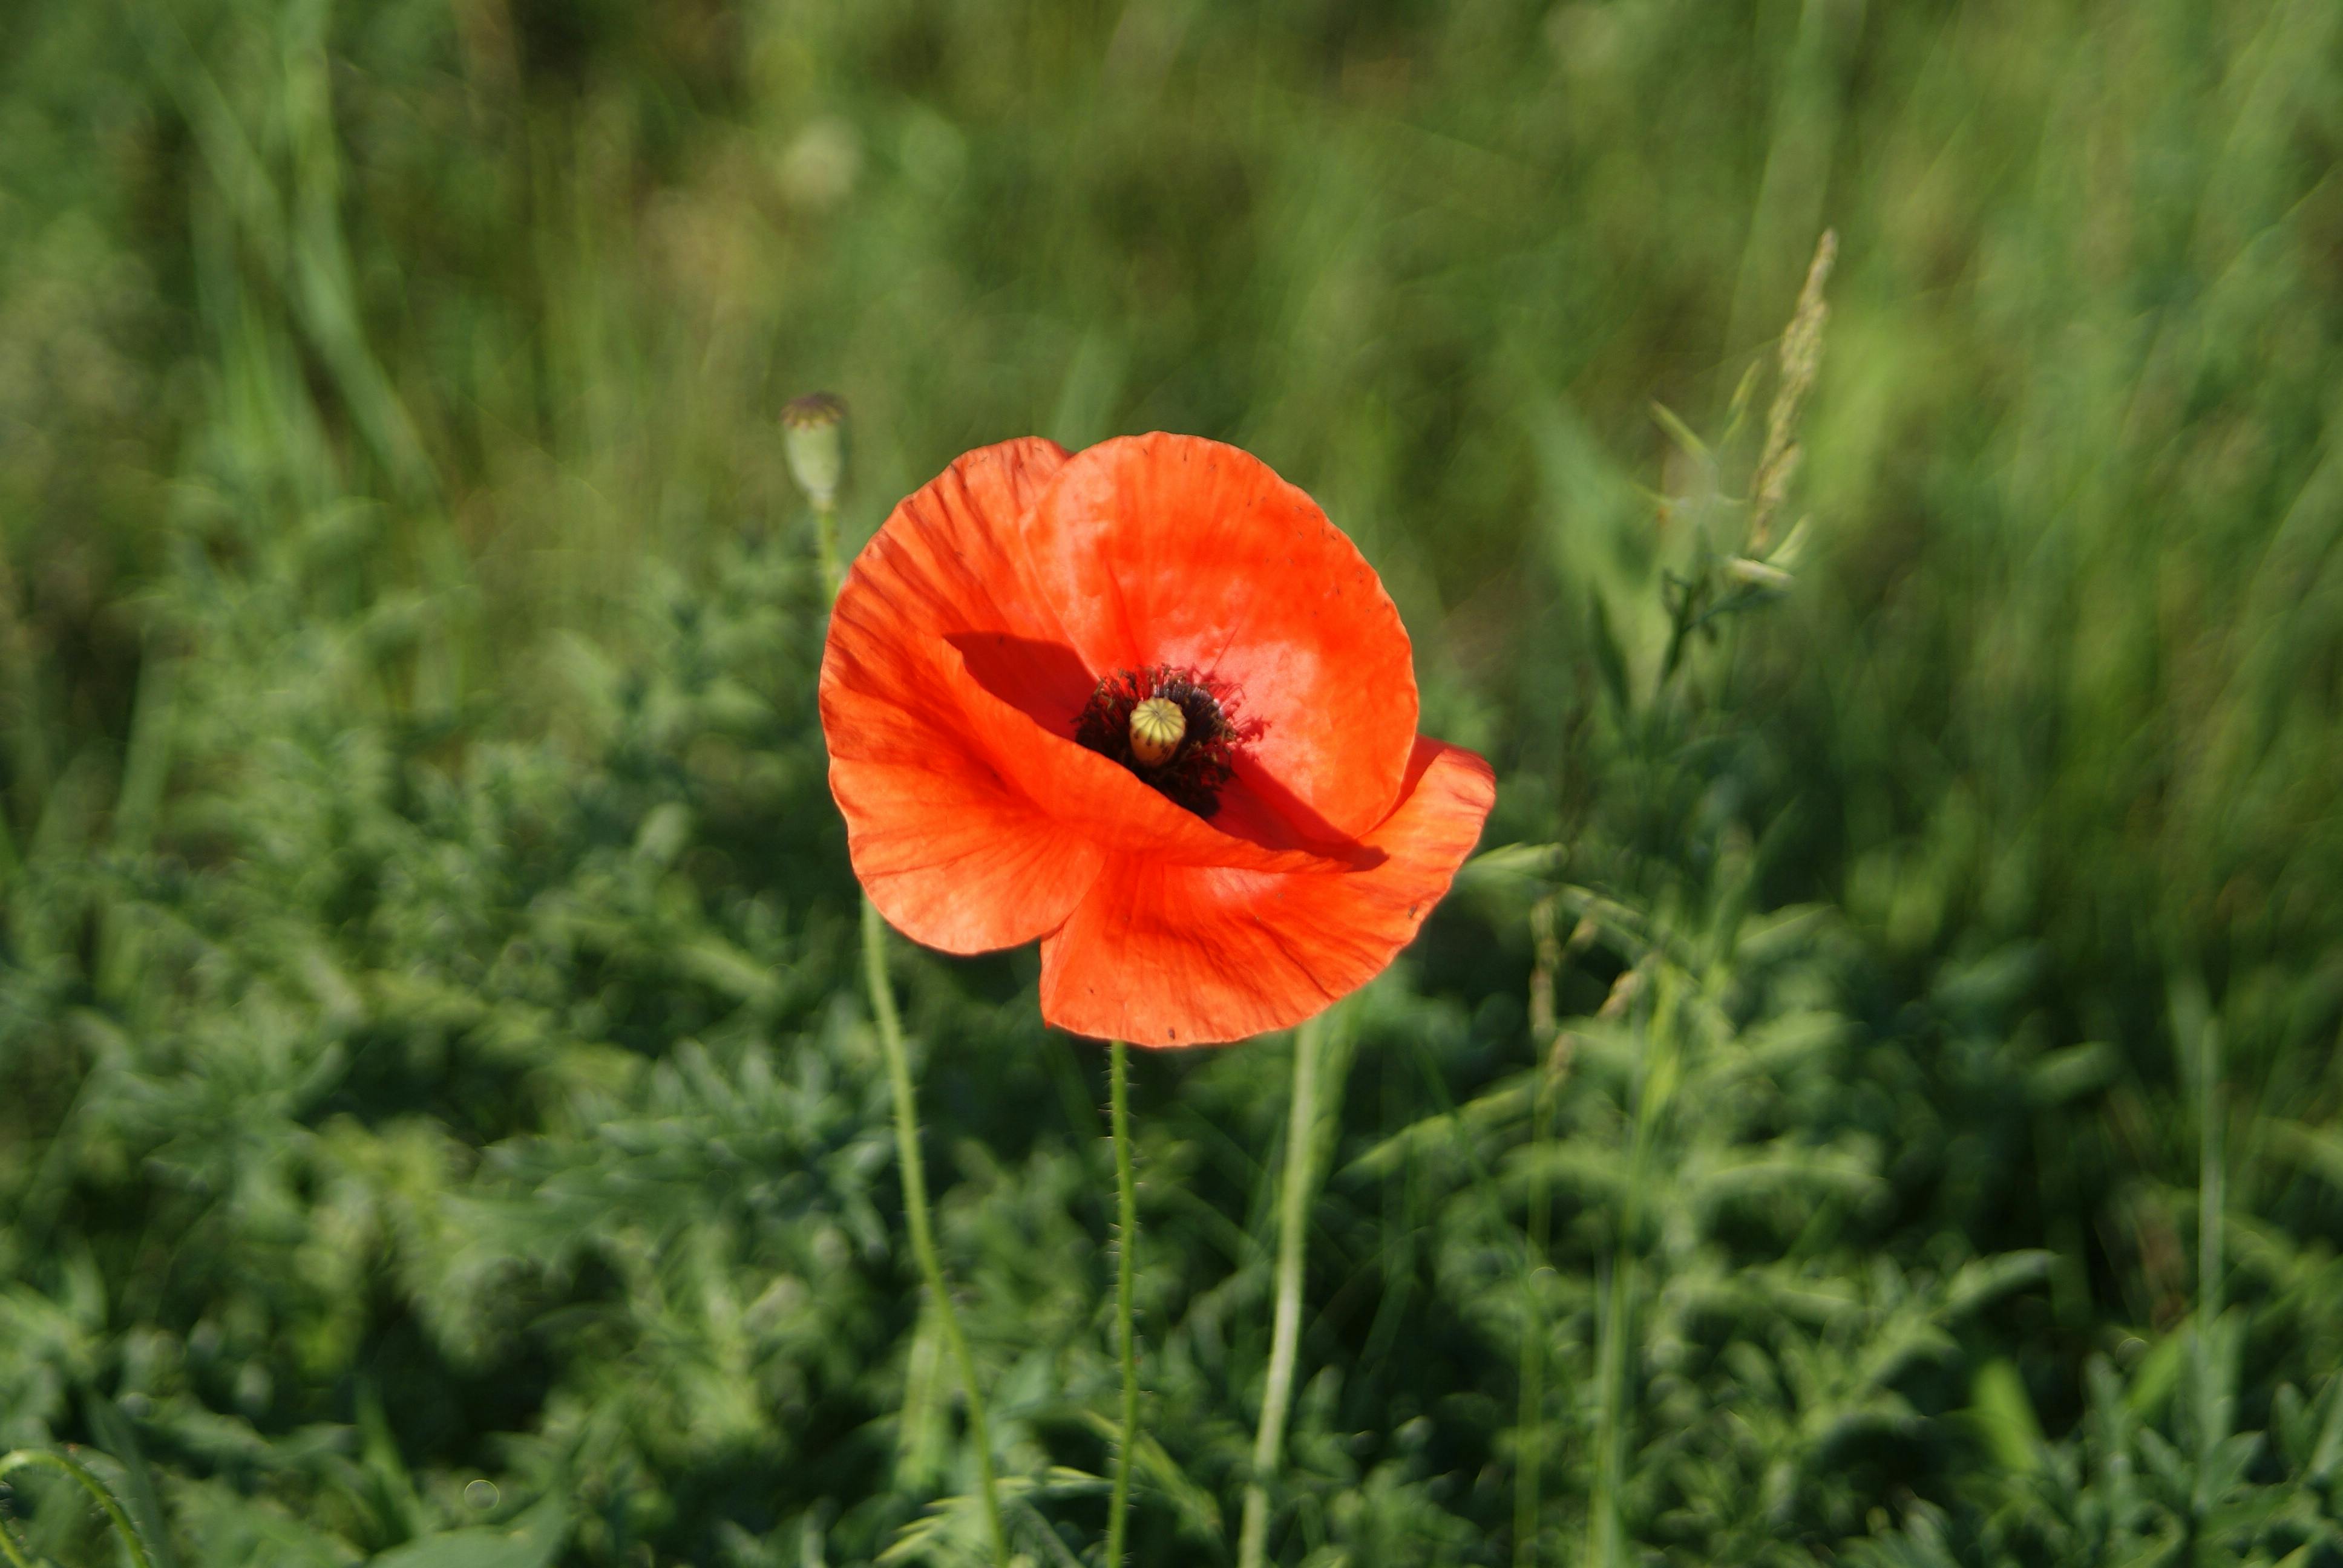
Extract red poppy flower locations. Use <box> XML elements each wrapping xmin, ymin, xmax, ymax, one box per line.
<box><xmin>819</xmin><ymin>433</ymin><xmax>1496</xmax><ymax>1047</ymax></box>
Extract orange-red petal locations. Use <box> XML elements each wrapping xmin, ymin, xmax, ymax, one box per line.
<box><xmin>827</xmin><ymin>435</ymin><xmax>1075</xmax><ymax>658</ymax></box>
<box><xmin>1035</xmin><ymin>738</ymin><xmax>1496</xmax><ymax>1045</ymax></box>
<box><xmin>823</xmin><ymin>437</ymin><xmax>1353</xmax><ymax>952</ymax></box>
<box><xmin>832</xmin><ymin>756</ymin><xmax>1108</xmax><ymax>953</ymax></box>
<box><xmin>1020</xmin><ymin>434</ymin><xmax>1420</xmax><ymax>843</ymax></box>
<box><xmin>822</xmin><ymin>438</ymin><xmax>1103</xmax><ymax>951</ymax></box>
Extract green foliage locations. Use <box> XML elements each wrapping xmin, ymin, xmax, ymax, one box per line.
<box><xmin>7</xmin><ymin>0</ymin><xmax>2343</xmax><ymax>1564</ymax></box>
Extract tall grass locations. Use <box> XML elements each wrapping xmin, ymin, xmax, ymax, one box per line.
<box><xmin>4</xmin><ymin>0</ymin><xmax>2343</xmax><ymax>1563</ymax></box>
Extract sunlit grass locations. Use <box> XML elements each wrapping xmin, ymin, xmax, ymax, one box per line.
<box><xmin>4</xmin><ymin>0</ymin><xmax>2343</xmax><ymax>1563</ymax></box>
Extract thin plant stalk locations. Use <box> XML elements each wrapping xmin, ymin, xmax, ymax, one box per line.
<box><xmin>2195</xmin><ymin>1007</ymin><xmax>2226</xmax><ymax>1493</ymax></box>
<box><xmin>2197</xmin><ymin>1014</ymin><xmax>2223</xmax><ymax>1329</ymax></box>
<box><xmin>1106</xmin><ymin>1039</ymin><xmax>1140</xmax><ymax>1564</ymax></box>
<box><xmin>0</xmin><ymin>1449</ymin><xmax>156</xmax><ymax>1568</ymax></box>
<box><xmin>813</xmin><ymin>501</ymin><xmax>845</xmax><ymax>600</ymax></box>
<box><xmin>864</xmin><ymin>899</ymin><xmax>1011</xmax><ymax>1567</ymax></box>
<box><xmin>1237</xmin><ymin>1013</ymin><xmax>1325</xmax><ymax>1568</ymax></box>
<box><xmin>1516</xmin><ymin>900</ymin><xmax>1565</xmax><ymax>1567</ymax></box>
<box><xmin>1588</xmin><ymin>1255</ymin><xmax>1631</xmax><ymax>1568</ymax></box>
<box><xmin>1515</xmin><ymin>1068</ymin><xmax>1553</xmax><ymax>1566</ymax></box>
<box><xmin>814</xmin><ymin>488</ymin><xmax>1009</xmax><ymax>1568</ymax></box>
<box><xmin>1590</xmin><ymin>965</ymin><xmax>1672</xmax><ymax>1568</ymax></box>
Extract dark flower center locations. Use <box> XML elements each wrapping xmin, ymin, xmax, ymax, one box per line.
<box><xmin>1073</xmin><ymin>665</ymin><xmax>1239</xmax><ymax>817</ymax></box>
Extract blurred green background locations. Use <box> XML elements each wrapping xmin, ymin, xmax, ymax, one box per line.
<box><xmin>7</xmin><ymin>0</ymin><xmax>2343</xmax><ymax>1563</ymax></box>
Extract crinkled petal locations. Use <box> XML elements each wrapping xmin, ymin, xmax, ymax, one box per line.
<box><xmin>822</xmin><ymin>438</ymin><xmax>1102</xmax><ymax>951</ymax></box>
<box><xmin>1021</xmin><ymin>434</ymin><xmax>1419</xmax><ymax>842</ymax></box>
<box><xmin>832</xmin><ymin>757</ymin><xmax>1107</xmax><ymax>953</ymax></box>
<box><xmin>1037</xmin><ymin>739</ymin><xmax>1496</xmax><ymax>1045</ymax></box>
<box><xmin>823</xmin><ymin>437</ymin><xmax>1348</xmax><ymax>952</ymax></box>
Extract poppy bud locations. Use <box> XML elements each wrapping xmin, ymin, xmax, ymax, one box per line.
<box><xmin>1128</xmin><ymin>696</ymin><xmax>1186</xmax><ymax>766</ymax></box>
<box><xmin>782</xmin><ymin>392</ymin><xmax>847</xmax><ymax>508</ymax></box>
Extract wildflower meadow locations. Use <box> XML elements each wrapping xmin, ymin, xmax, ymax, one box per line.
<box><xmin>7</xmin><ymin>2</ymin><xmax>2343</xmax><ymax>1565</ymax></box>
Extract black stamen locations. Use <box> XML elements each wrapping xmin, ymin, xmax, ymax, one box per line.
<box><xmin>1073</xmin><ymin>665</ymin><xmax>1240</xmax><ymax>817</ymax></box>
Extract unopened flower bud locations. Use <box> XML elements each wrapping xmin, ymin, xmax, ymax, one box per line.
<box><xmin>782</xmin><ymin>392</ymin><xmax>846</xmax><ymax>508</ymax></box>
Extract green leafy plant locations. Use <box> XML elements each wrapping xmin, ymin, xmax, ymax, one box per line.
<box><xmin>7</xmin><ymin>1</ymin><xmax>2343</xmax><ymax>1564</ymax></box>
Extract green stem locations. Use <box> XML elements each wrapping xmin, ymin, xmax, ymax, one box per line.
<box><xmin>2195</xmin><ymin>1011</ymin><xmax>2226</xmax><ymax>1504</ymax></box>
<box><xmin>0</xmin><ymin>1448</ymin><xmax>156</xmax><ymax>1568</ymax></box>
<box><xmin>2198</xmin><ymin>1016</ymin><xmax>2223</xmax><ymax>1328</ymax></box>
<box><xmin>1106</xmin><ymin>1040</ymin><xmax>1140</xmax><ymax>1564</ymax></box>
<box><xmin>1515</xmin><ymin>1069</ymin><xmax>1553</xmax><ymax>1566</ymax></box>
<box><xmin>814</xmin><ymin>503</ymin><xmax>844</xmax><ymax>599</ymax></box>
<box><xmin>814</xmin><ymin>475</ymin><xmax>1005</xmax><ymax>1563</ymax></box>
<box><xmin>1589</xmin><ymin>1253</ymin><xmax>1630</xmax><ymax>1568</ymax></box>
<box><xmin>1590</xmin><ymin>969</ymin><xmax>1668</xmax><ymax>1568</ymax></box>
<box><xmin>1237</xmin><ymin>1014</ymin><xmax>1324</xmax><ymax>1568</ymax></box>
<box><xmin>863</xmin><ymin>900</ymin><xmax>1009</xmax><ymax>1567</ymax></box>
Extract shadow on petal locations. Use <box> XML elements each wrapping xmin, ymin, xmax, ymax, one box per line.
<box><xmin>948</xmin><ymin>630</ymin><xmax>1384</xmax><ymax>867</ymax></box>
<box><xmin>946</xmin><ymin>630</ymin><xmax>1096</xmax><ymax>731</ymax></box>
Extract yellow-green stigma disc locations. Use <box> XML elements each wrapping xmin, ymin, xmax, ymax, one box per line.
<box><xmin>1128</xmin><ymin>696</ymin><xmax>1187</xmax><ymax>767</ymax></box>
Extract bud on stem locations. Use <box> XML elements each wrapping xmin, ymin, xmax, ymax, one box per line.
<box><xmin>781</xmin><ymin>392</ymin><xmax>846</xmax><ymax>511</ymax></box>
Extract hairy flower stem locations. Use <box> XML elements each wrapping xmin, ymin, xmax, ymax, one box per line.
<box><xmin>1107</xmin><ymin>1039</ymin><xmax>1141</xmax><ymax>1564</ymax></box>
<box><xmin>813</xmin><ymin>503</ymin><xmax>844</xmax><ymax>599</ymax></box>
<box><xmin>811</xmin><ymin>480</ymin><xmax>1008</xmax><ymax>1566</ymax></box>
<box><xmin>0</xmin><ymin>1449</ymin><xmax>155</xmax><ymax>1568</ymax></box>
<box><xmin>864</xmin><ymin>900</ymin><xmax>1010</xmax><ymax>1567</ymax></box>
<box><xmin>1238</xmin><ymin>1013</ymin><xmax>1325</xmax><ymax>1568</ymax></box>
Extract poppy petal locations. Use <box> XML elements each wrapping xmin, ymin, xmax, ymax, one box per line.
<box><xmin>1036</xmin><ymin>738</ymin><xmax>1496</xmax><ymax>1045</ymax></box>
<box><xmin>832</xmin><ymin>435</ymin><xmax>1076</xmax><ymax>650</ymax></box>
<box><xmin>833</xmin><ymin>757</ymin><xmax>1107</xmax><ymax>953</ymax></box>
<box><xmin>942</xmin><ymin>636</ymin><xmax>1358</xmax><ymax>875</ymax></box>
<box><xmin>824</xmin><ymin>437</ymin><xmax>1342</xmax><ymax>952</ymax></box>
<box><xmin>823</xmin><ymin>438</ymin><xmax>1104</xmax><ymax>951</ymax></box>
<box><xmin>1021</xmin><ymin>434</ymin><xmax>1419</xmax><ymax>843</ymax></box>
